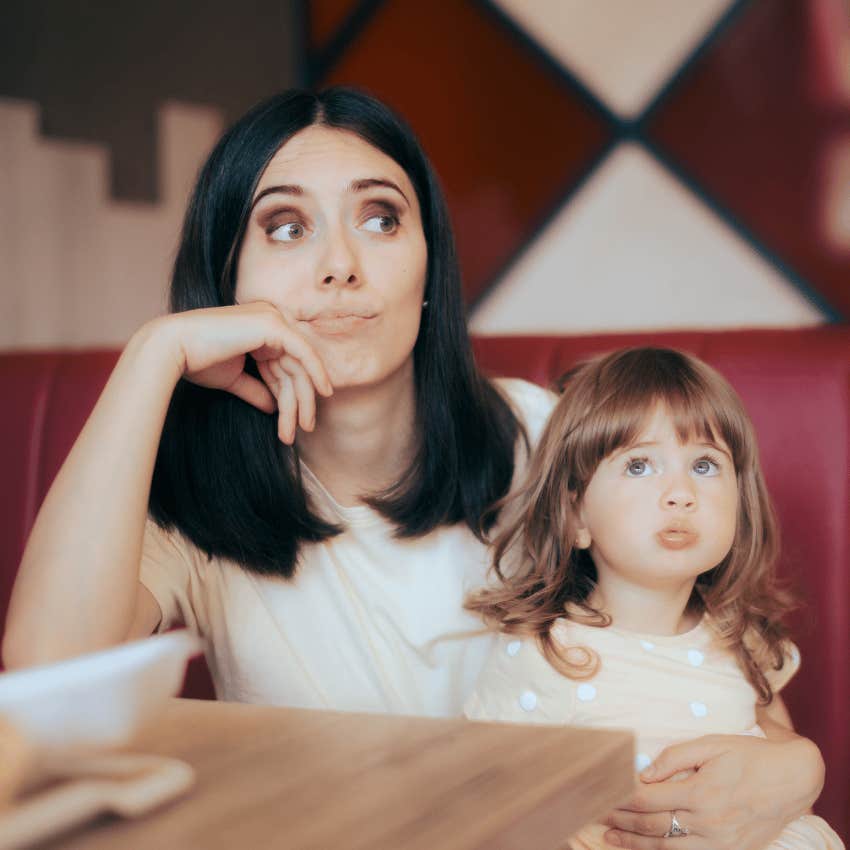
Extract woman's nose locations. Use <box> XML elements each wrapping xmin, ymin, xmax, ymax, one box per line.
<box><xmin>320</xmin><ymin>229</ymin><xmax>361</xmax><ymax>288</ymax></box>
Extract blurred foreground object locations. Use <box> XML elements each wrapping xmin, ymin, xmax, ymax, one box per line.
<box><xmin>0</xmin><ymin>632</ymin><xmax>200</xmax><ymax>847</ymax></box>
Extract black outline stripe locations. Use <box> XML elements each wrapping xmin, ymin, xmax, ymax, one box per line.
<box><xmin>638</xmin><ymin>0</ymin><xmax>754</xmax><ymax>129</ymax></box>
<box><xmin>459</xmin><ymin>0</ymin><xmax>621</xmax><ymax>311</ymax></box>
<box><xmin>307</xmin><ymin>0</ymin><xmax>388</xmax><ymax>85</ymax></box>
<box><xmin>641</xmin><ymin>137</ymin><xmax>842</xmax><ymax>321</ymax></box>
<box><xmin>471</xmin><ymin>0</ymin><xmax>619</xmax><ymax>129</ymax></box>
<box><xmin>466</xmin><ymin>136</ymin><xmax>619</xmax><ymax>315</ymax></box>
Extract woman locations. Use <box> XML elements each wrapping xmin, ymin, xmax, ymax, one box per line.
<box><xmin>3</xmin><ymin>88</ymin><xmax>824</xmax><ymax>849</ymax></box>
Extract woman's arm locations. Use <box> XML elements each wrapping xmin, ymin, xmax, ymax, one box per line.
<box><xmin>602</xmin><ymin>731</ymin><xmax>824</xmax><ymax>850</ymax></box>
<box><xmin>2</xmin><ymin>304</ymin><xmax>330</xmax><ymax>668</ymax></box>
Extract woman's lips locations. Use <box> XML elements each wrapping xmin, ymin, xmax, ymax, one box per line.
<box><xmin>656</xmin><ymin>527</ymin><xmax>699</xmax><ymax>550</ymax></box>
<box><xmin>298</xmin><ymin>312</ymin><xmax>377</xmax><ymax>336</ymax></box>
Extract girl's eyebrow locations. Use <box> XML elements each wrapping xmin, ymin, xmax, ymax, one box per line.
<box><xmin>613</xmin><ymin>439</ymin><xmax>732</xmax><ymax>460</ymax></box>
<box><xmin>698</xmin><ymin>441</ymin><xmax>733</xmax><ymax>461</ymax></box>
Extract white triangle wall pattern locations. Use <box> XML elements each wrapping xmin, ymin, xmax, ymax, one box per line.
<box><xmin>492</xmin><ymin>0</ymin><xmax>736</xmax><ymax>117</ymax></box>
<box><xmin>470</xmin><ymin>143</ymin><xmax>825</xmax><ymax>335</ymax></box>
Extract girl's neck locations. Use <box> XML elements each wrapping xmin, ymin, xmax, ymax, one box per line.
<box><xmin>295</xmin><ymin>359</ymin><xmax>418</xmax><ymax>507</ymax></box>
<box><xmin>588</xmin><ymin>573</ymin><xmax>701</xmax><ymax>636</ymax></box>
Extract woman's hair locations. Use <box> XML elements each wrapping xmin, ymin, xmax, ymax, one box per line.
<box><xmin>466</xmin><ymin>347</ymin><xmax>794</xmax><ymax>704</ymax></box>
<box><xmin>149</xmin><ymin>86</ymin><xmax>523</xmax><ymax>578</ymax></box>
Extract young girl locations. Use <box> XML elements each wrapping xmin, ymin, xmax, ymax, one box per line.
<box><xmin>465</xmin><ymin>347</ymin><xmax>842</xmax><ymax>850</ymax></box>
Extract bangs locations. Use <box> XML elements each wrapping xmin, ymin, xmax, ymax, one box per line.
<box><xmin>562</xmin><ymin>348</ymin><xmax>755</xmax><ymax>489</ymax></box>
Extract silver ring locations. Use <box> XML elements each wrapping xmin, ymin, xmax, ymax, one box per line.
<box><xmin>663</xmin><ymin>810</ymin><xmax>689</xmax><ymax>838</ymax></box>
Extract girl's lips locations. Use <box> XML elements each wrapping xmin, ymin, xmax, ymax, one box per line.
<box><xmin>656</xmin><ymin>528</ymin><xmax>698</xmax><ymax>550</ymax></box>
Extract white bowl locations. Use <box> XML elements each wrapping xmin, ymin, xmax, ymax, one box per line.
<box><xmin>0</xmin><ymin>631</ymin><xmax>203</xmax><ymax>755</ymax></box>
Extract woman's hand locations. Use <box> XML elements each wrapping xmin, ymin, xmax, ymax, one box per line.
<box><xmin>162</xmin><ymin>302</ymin><xmax>333</xmax><ymax>444</ymax></box>
<box><xmin>602</xmin><ymin>733</ymin><xmax>824</xmax><ymax>849</ymax></box>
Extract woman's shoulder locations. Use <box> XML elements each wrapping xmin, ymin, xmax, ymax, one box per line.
<box><xmin>491</xmin><ymin>377</ymin><xmax>558</xmax><ymax>446</ymax></box>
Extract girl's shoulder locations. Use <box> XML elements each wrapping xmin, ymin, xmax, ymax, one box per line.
<box><xmin>738</xmin><ymin>626</ymin><xmax>802</xmax><ymax>694</ymax></box>
<box><xmin>464</xmin><ymin>628</ymin><xmax>578</xmax><ymax>725</ymax></box>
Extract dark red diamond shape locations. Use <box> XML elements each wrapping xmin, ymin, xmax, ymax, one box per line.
<box><xmin>648</xmin><ymin>0</ymin><xmax>850</xmax><ymax>319</ymax></box>
<box><xmin>320</xmin><ymin>0</ymin><xmax>611</xmax><ymax>304</ymax></box>
<box><xmin>309</xmin><ymin>0</ymin><xmax>362</xmax><ymax>53</ymax></box>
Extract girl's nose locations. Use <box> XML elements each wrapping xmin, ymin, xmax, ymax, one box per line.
<box><xmin>662</xmin><ymin>473</ymin><xmax>696</xmax><ymax>511</ymax></box>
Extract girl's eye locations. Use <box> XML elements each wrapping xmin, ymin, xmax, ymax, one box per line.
<box><xmin>693</xmin><ymin>457</ymin><xmax>720</xmax><ymax>476</ymax></box>
<box><xmin>625</xmin><ymin>458</ymin><xmax>654</xmax><ymax>477</ymax></box>
<box><xmin>270</xmin><ymin>222</ymin><xmax>306</xmax><ymax>242</ymax></box>
<box><xmin>362</xmin><ymin>214</ymin><xmax>399</xmax><ymax>235</ymax></box>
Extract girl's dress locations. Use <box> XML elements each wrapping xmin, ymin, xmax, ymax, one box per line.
<box><xmin>465</xmin><ymin>616</ymin><xmax>843</xmax><ymax>850</ymax></box>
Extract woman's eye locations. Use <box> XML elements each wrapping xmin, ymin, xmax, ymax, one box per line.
<box><xmin>625</xmin><ymin>458</ymin><xmax>653</xmax><ymax>477</ymax></box>
<box><xmin>362</xmin><ymin>214</ymin><xmax>399</xmax><ymax>234</ymax></box>
<box><xmin>270</xmin><ymin>222</ymin><xmax>306</xmax><ymax>242</ymax></box>
<box><xmin>693</xmin><ymin>457</ymin><xmax>720</xmax><ymax>476</ymax></box>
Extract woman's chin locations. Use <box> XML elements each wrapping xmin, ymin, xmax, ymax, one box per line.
<box><xmin>322</xmin><ymin>350</ymin><xmax>413</xmax><ymax>394</ymax></box>
<box><xmin>323</xmin><ymin>354</ymin><xmax>379</xmax><ymax>390</ymax></box>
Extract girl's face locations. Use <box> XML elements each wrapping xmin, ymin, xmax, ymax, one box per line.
<box><xmin>575</xmin><ymin>404</ymin><xmax>739</xmax><ymax>590</ymax></box>
<box><xmin>236</xmin><ymin>125</ymin><xmax>428</xmax><ymax>389</ymax></box>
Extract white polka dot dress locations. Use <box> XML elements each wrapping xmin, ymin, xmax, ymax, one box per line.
<box><xmin>463</xmin><ymin>619</ymin><xmax>822</xmax><ymax>849</ymax></box>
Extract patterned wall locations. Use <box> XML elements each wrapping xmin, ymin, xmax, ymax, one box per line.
<box><xmin>1</xmin><ymin>0</ymin><xmax>846</xmax><ymax>347</ymax></box>
<box><xmin>312</xmin><ymin>0</ymin><xmax>849</xmax><ymax>332</ymax></box>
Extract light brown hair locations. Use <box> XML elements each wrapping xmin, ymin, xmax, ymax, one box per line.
<box><xmin>467</xmin><ymin>347</ymin><xmax>794</xmax><ymax>703</ymax></box>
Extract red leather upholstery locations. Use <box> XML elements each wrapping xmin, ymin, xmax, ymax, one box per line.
<box><xmin>1</xmin><ymin>327</ymin><xmax>847</xmax><ymax>839</ymax></box>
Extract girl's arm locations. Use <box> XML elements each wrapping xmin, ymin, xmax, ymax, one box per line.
<box><xmin>2</xmin><ymin>303</ymin><xmax>330</xmax><ymax>668</ymax></box>
<box><xmin>601</xmin><ymin>732</ymin><xmax>824</xmax><ymax>850</ymax></box>
<box><xmin>757</xmin><ymin>694</ymin><xmax>795</xmax><ymax>733</ymax></box>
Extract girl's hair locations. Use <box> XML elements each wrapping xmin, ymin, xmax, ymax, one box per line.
<box><xmin>467</xmin><ymin>347</ymin><xmax>794</xmax><ymax>704</ymax></box>
<box><xmin>149</xmin><ymin>87</ymin><xmax>522</xmax><ymax>578</ymax></box>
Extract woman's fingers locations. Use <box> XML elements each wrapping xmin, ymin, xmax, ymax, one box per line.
<box><xmin>602</xmin><ymin>827</ymin><xmax>703</xmax><ymax>849</ymax></box>
<box><xmin>259</xmin><ymin>358</ymin><xmax>320</xmax><ymax>443</ymax></box>
<box><xmin>639</xmin><ymin>736</ymin><xmax>728</xmax><ymax>783</ymax></box>
<box><xmin>277</xmin><ymin>355</ymin><xmax>317</xmax><ymax>433</ymax></box>
<box><xmin>603</xmin><ymin>810</ymin><xmax>685</xmax><ymax>836</ymax></box>
<box><xmin>603</xmin><ymin>808</ymin><xmax>701</xmax><ymax>848</ymax></box>
<box><xmin>270</xmin><ymin>362</ymin><xmax>298</xmax><ymax>445</ymax></box>
<box><xmin>225</xmin><ymin>371</ymin><xmax>277</xmax><ymax>414</ymax></box>
<box><xmin>178</xmin><ymin>303</ymin><xmax>333</xmax><ymax>400</ymax></box>
<box><xmin>613</xmin><ymin>777</ymin><xmax>695</xmax><ymax>815</ymax></box>
<box><xmin>252</xmin><ymin>314</ymin><xmax>333</xmax><ymax>398</ymax></box>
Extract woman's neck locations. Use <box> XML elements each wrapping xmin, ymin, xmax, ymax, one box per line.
<box><xmin>295</xmin><ymin>359</ymin><xmax>418</xmax><ymax>507</ymax></box>
<box><xmin>588</xmin><ymin>572</ymin><xmax>701</xmax><ymax>636</ymax></box>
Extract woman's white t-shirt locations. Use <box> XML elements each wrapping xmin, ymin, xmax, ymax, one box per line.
<box><xmin>139</xmin><ymin>378</ymin><xmax>556</xmax><ymax>717</ymax></box>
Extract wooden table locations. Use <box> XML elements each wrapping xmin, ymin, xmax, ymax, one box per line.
<box><xmin>43</xmin><ymin>698</ymin><xmax>634</xmax><ymax>850</ymax></box>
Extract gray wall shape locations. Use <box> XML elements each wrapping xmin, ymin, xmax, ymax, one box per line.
<box><xmin>0</xmin><ymin>0</ymin><xmax>303</xmax><ymax>200</ymax></box>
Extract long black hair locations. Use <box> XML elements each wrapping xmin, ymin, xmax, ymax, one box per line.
<box><xmin>150</xmin><ymin>87</ymin><xmax>524</xmax><ymax>578</ymax></box>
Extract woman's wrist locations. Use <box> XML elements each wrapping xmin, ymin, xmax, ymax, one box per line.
<box><xmin>125</xmin><ymin>315</ymin><xmax>186</xmax><ymax>387</ymax></box>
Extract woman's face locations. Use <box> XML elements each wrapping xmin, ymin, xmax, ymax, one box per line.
<box><xmin>236</xmin><ymin>125</ymin><xmax>428</xmax><ymax>390</ymax></box>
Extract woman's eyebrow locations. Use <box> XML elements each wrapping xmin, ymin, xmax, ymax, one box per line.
<box><xmin>349</xmin><ymin>178</ymin><xmax>410</xmax><ymax>208</ymax></box>
<box><xmin>251</xmin><ymin>184</ymin><xmax>303</xmax><ymax>211</ymax></box>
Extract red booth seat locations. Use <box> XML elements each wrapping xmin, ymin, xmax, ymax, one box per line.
<box><xmin>1</xmin><ymin>326</ymin><xmax>847</xmax><ymax>841</ymax></box>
